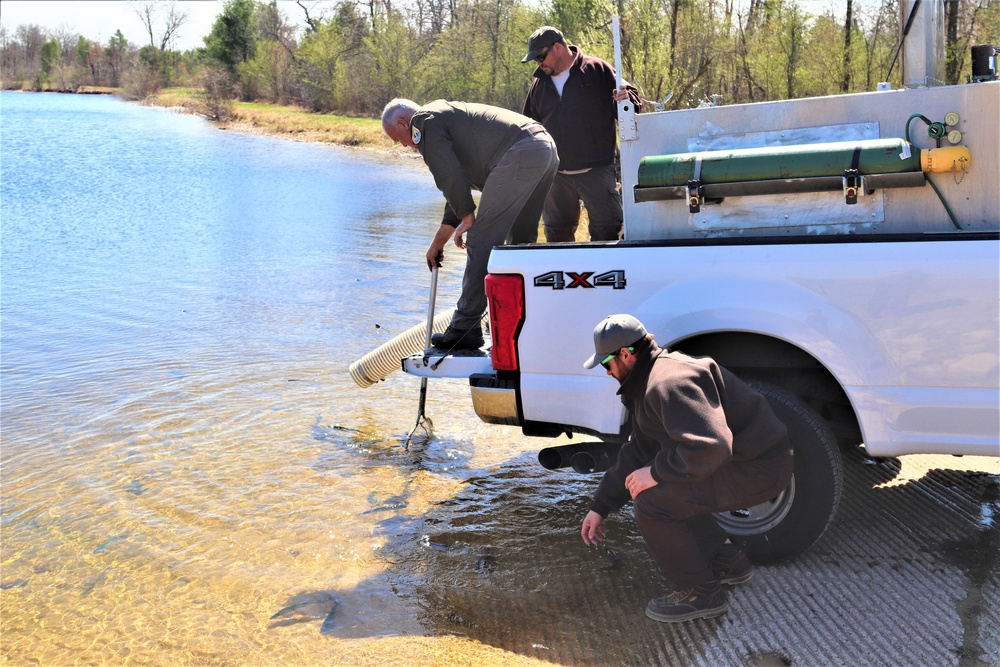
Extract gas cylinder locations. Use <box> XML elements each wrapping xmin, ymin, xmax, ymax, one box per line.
<box><xmin>637</xmin><ymin>138</ymin><xmax>923</xmax><ymax>188</ymax></box>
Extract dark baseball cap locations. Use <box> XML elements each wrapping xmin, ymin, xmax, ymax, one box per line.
<box><xmin>582</xmin><ymin>314</ymin><xmax>648</xmax><ymax>369</ymax></box>
<box><xmin>521</xmin><ymin>26</ymin><xmax>564</xmax><ymax>63</ymax></box>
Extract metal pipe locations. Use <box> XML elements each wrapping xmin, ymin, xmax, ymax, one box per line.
<box><xmin>538</xmin><ymin>445</ymin><xmax>574</xmax><ymax>470</ymax></box>
<box><xmin>571</xmin><ymin>443</ymin><xmax>623</xmax><ymax>474</ymax></box>
<box><xmin>900</xmin><ymin>0</ymin><xmax>945</xmax><ymax>88</ymax></box>
<box><xmin>612</xmin><ymin>16</ymin><xmax>622</xmax><ymax>91</ymax></box>
<box><xmin>405</xmin><ymin>267</ymin><xmax>439</xmax><ymax>448</ymax></box>
<box><xmin>538</xmin><ymin>442</ymin><xmax>623</xmax><ymax>472</ymax></box>
<box><xmin>413</xmin><ymin>266</ymin><xmax>440</xmax><ymax>417</ymax></box>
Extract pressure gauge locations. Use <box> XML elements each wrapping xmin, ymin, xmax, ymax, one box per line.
<box><xmin>947</xmin><ymin>129</ymin><xmax>963</xmax><ymax>145</ymax></box>
<box><xmin>944</xmin><ymin>112</ymin><xmax>961</xmax><ymax>127</ymax></box>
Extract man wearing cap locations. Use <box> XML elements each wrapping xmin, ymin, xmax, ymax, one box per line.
<box><xmin>381</xmin><ymin>98</ymin><xmax>558</xmax><ymax>350</ymax></box>
<box><xmin>519</xmin><ymin>26</ymin><xmax>639</xmax><ymax>243</ymax></box>
<box><xmin>580</xmin><ymin>314</ymin><xmax>794</xmax><ymax>622</ymax></box>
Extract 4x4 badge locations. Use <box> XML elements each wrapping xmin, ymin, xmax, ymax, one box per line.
<box><xmin>533</xmin><ymin>270</ymin><xmax>626</xmax><ymax>290</ymax></box>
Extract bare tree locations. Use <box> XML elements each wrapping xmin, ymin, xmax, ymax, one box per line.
<box><xmin>296</xmin><ymin>0</ymin><xmax>324</xmax><ymax>33</ymax></box>
<box><xmin>11</xmin><ymin>24</ymin><xmax>46</xmax><ymax>82</ymax></box>
<box><xmin>131</xmin><ymin>0</ymin><xmax>189</xmax><ymax>51</ymax></box>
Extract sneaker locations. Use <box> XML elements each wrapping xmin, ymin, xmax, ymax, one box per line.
<box><xmin>431</xmin><ymin>325</ymin><xmax>484</xmax><ymax>351</ymax></box>
<box><xmin>645</xmin><ymin>582</ymin><xmax>727</xmax><ymax>623</ymax></box>
<box><xmin>711</xmin><ymin>544</ymin><xmax>754</xmax><ymax>585</ymax></box>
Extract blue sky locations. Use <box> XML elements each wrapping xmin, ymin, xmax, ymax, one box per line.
<box><xmin>0</xmin><ymin>0</ymin><xmax>290</xmax><ymax>51</ymax></box>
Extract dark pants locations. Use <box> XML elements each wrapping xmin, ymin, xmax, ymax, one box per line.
<box><xmin>541</xmin><ymin>164</ymin><xmax>623</xmax><ymax>242</ymax></box>
<box><xmin>451</xmin><ymin>132</ymin><xmax>558</xmax><ymax>330</ymax></box>
<box><xmin>632</xmin><ymin>442</ymin><xmax>793</xmax><ymax>590</ymax></box>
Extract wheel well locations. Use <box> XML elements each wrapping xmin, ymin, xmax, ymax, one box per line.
<box><xmin>671</xmin><ymin>332</ymin><xmax>863</xmax><ymax>447</ymax></box>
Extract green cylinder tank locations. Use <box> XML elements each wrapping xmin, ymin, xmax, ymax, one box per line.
<box><xmin>636</xmin><ymin>138</ymin><xmax>921</xmax><ymax>188</ymax></box>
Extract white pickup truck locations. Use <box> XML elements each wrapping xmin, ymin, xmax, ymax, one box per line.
<box><xmin>401</xmin><ymin>60</ymin><xmax>999</xmax><ymax>562</ymax></box>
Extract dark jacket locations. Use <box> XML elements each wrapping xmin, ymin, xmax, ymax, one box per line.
<box><xmin>411</xmin><ymin>100</ymin><xmax>536</xmax><ymax>227</ymax></box>
<box><xmin>591</xmin><ymin>341</ymin><xmax>789</xmax><ymax>517</ymax></box>
<box><xmin>522</xmin><ymin>46</ymin><xmax>638</xmax><ymax>171</ymax></box>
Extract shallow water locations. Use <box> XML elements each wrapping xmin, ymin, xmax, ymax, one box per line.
<box><xmin>4</xmin><ymin>93</ymin><xmax>1000</xmax><ymax>667</ymax></box>
<box><xmin>0</xmin><ymin>92</ymin><xmax>605</xmax><ymax>666</ymax></box>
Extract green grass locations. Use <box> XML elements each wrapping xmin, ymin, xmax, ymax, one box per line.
<box><xmin>151</xmin><ymin>88</ymin><xmax>399</xmax><ymax>152</ymax></box>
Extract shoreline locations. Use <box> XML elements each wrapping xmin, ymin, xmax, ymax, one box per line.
<box><xmin>147</xmin><ymin>88</ymin><xmax>415</xmax><ymax>160</ymax></box>
<box><xmin>3</xmin><ymin>86</ymin><xmax>409</xmax><ymax>157</ymax></box>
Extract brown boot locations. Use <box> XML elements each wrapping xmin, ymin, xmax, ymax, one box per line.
<box><xmin>711</xmin><ymin>543</ymin><xmax>754</xmax><ymax>585</ymax></box>
<box><xmin>645</xmin><ymin>582</ymin><xmax>727</xmax><ymax>623</ymax></box>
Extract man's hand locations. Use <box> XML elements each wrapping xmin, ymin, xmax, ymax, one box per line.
<box><xmin>426</xmin><ymin>223</ymin><xmax>454</xmax><ymax>270</ymax></box>
<box><xmin>425</xmin><ymin>243</ymin><xmax>444</xmax><ymax>270</ymax></box>
<box><xmin>612</xmin><ymin>85</ymin><xmax>631</xmax><ymax>102</ymax></box>
<box><xmin>625</xmin><ymin>466</ymin><xmax>657</xmax><ymax>499</ymax></box>
<box><xmin>454</xmin><ymin>213</ymin><xmax>475</xmax><ymax>249</ymax></box>
<box><xmin>581</xmin><ymin>510</ymin><xmax>606</xmax><ymax>546</ymax></box>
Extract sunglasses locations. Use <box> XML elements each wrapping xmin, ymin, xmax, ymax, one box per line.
<box><xmin>600</xmin><ymin>346</ymin><xmax>634</xmax><ymax>370</ymax></box>
<box><xmin>535</xmin><ymin>47</ymin><xmax>551</xmax><ymax>63</ymax></box>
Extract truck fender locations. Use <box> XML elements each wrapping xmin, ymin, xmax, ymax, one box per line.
<box><xmin>633</xmin><ymin>276</ymin><xmax>887</xmax><ymax>444</ymax></box>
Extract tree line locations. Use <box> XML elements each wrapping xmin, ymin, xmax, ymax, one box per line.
<box><xmin>1</xmin><ymin>0</ymin><xmax>996</xmax><ymax>117</ymax></box>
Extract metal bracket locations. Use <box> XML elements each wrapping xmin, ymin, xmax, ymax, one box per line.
<box><xmin>686</xmin><ymin>155</ymin><xmax>704</xmax><ymax>212</ymax></box>
<box><xmin>843</xmin><ymin>169</ymin><xmax>861</xmax><ymax>205</ymax></box>
<box><xmin>618</xmin><ymin>102</ymin><xmax>637</xmax><ymax>141</ymax></box>
<box><xmin>686</xmin><ymin>180</ymin><xmax>703</xmax><ymax>213</ymax></box>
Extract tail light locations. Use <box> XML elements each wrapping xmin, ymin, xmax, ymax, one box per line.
<box><xmin>485</xmin><ymin>273</ymin><xmax>524</xmax><ymax>371</ymax></box>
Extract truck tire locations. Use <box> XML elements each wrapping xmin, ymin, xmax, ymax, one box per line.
<box><xmin>715</xmin><ymin>382</ymin><xmax>843</xmax><ymax>564</ymax></box>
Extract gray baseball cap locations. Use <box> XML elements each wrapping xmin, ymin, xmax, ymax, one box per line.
<box><xmin>521</xmin><ymin>26</ymin><xmax>564</xmax><ymax>63</ymax></box>
<box><xmin>582</xmin><ymin>314</ymin><xmax>648</xmax><ymax>369</ymax></box>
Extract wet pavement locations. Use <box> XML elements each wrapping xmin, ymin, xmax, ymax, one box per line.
<box><xmin>395</xmin><ymin>445</ymin><xmax>999</xmax><ymax>666</ymax></box>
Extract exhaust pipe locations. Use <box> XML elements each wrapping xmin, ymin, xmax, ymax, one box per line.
<box><xmin>538</xmin><ymin>442</ymin><xmax>623</xmax><ymax>474</ymax></box>
<box><xmin>537</xmin><ymin>443</ymin><xmax>580</xmax><ymax>470</ymax></box>
<box><xmin>571</xmin><ymin>444</ymin><xmax>623</xmax><ymax>474</ymax></box>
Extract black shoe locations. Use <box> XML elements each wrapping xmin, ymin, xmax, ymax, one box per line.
<box><xmin>645</xmin><ymin>582</ymin><xmax>727</xmax><ymax>623</ymax></box>
<box><xmin>431</xmin><ymin>325</ymin><xmax>484</xmax><ymax>351</ymax></box>
<box><xmin>711</xmin><ymin>544</ymin><xmax>754</xmax><ymax>585</ymax></box>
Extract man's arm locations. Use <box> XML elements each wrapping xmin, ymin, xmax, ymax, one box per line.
<box><xmin>613</xmin><ymin>84</ymin><xmax>639</xmax><ymax>106</ymax></box>
<box><xmin>521</xmin><ymin>79</ymin><xmax>540</xmax><ymax>121</ymax></box>
<box><xmin>425</xmin><ymin>223</ymin><xmax>453</xmax><ymax>270</ymax></box>
<box><xmin>646</xmin><ymin>363</ymin><xmax>734</xmax><ymax>483</ymax></box>
<box><xmin>425</xmin><ymin>212</ymin><xmax>476</xmax><ymax>269</ymax></box>
<box><xmin>419</xmin><ymin>120</ymin><xmax>477</xmax><ymax>224</ymax></box>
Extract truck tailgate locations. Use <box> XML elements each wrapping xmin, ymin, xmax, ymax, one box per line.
<box><xmin>401</xmin><ymin>346</ymin><xmax>494</xmax><ymax>378</ymax></box>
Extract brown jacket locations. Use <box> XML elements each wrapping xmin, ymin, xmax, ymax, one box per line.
<box><xmin>591</xmin><ymin>341</ymin><xmax>789</xmax><ymax>517</ymax></box>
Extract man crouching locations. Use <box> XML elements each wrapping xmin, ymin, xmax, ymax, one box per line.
<box><xmin>580</xmin><ymin>314</ymin><xmax>794</xmax><ymax>622</ymax></box>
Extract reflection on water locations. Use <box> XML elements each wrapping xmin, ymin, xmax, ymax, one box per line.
<box><xmin>1</xmin><ymin>92</ymin><xmax>606</xmax><ymax>666</ymax></box>
<box><xmin>7</xmin><ymin>93</ymin><xmax>998</xmax><ymax>667</ymax></box>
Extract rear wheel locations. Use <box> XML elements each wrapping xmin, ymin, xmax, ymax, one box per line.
<box><xmin>715</xmin><ymin>382</ymin><xmax>843</xmax><ymax>564</ymax></box>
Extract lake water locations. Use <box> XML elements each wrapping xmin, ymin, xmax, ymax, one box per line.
<box><xmin>1</xmin><ymin>92</ymin><xmax>624</xmax><ymax>666</ymax></box>
<box><xmin>4</xmin><ymin>93</ymin><xmax>1000</xmax><ymax>667</ymax></box>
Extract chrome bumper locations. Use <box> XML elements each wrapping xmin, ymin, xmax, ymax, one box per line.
<box><xmin>469</xmin><ymin>374</ymin><xmax>520</xmax><ymax>426</ymax></box>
